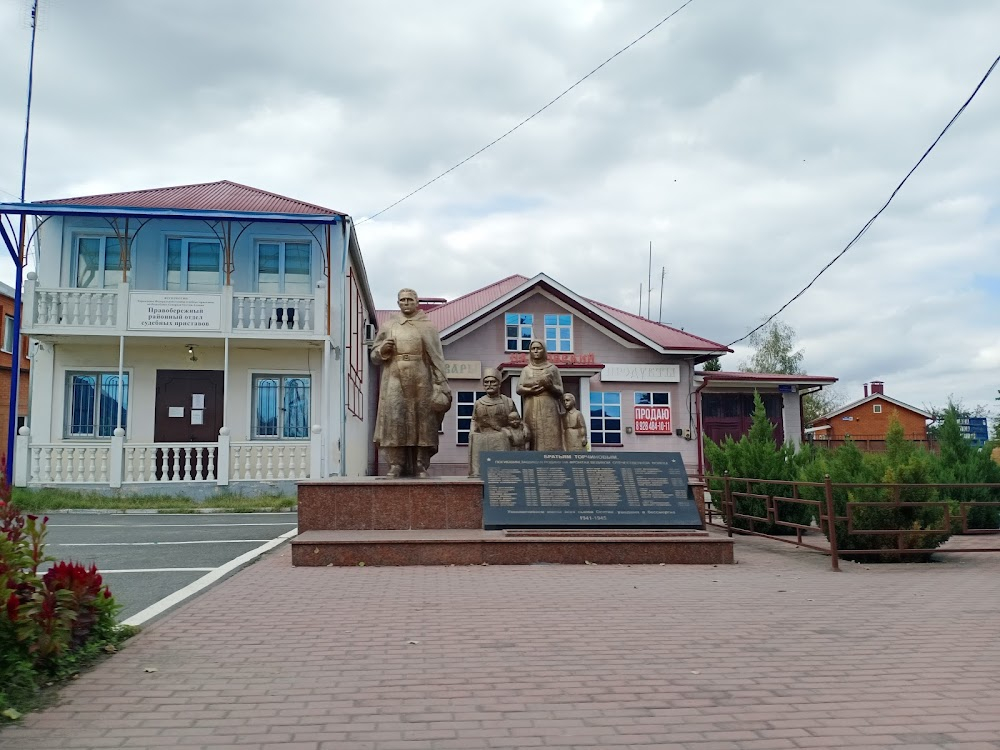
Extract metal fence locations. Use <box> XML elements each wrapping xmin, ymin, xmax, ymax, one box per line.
<box><xmin>705</xmin><ymin>473</ymin><xmax>1000</xmax><ymax>571</ymax></box>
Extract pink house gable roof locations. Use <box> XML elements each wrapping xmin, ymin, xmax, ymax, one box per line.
<box><xmin>40</xmin><ymin>180</ymin><xmax>346</xmax><ymax>216</ymax></box>
<box><xmin>377</xmin><ymin>273</ymin><xmax>729</xmax><ymax>355</ymax></box>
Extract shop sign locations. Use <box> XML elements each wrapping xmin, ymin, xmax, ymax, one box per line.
<box><xmin>445</xmin><ymin>360</ymin><xmax>482</xmax><ymax>379</ymax></box>
<box><xmin>634</xmin><ymin>405</ymin><xmax>672</xmax><ymax>434</ymax></box>
<box><xmin>508</xmin><ymin>352</ymin><xmax>597</xmax><ymax>366</ymax></box>
<box><xmin>128</xmin><ymin>293</ymin><xmax>222</xmax><ymax>331</ymax></box>
<box><xmin>602</xmin><ymin>363</ymin><xmax>680</xmax><ymax>383</ymax></box>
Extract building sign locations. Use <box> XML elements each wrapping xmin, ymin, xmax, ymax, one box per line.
<box><xmin>128</xmin><ymin>293</ymin><xmax>222</xmax><ymax>331</ymax></box>
<box><xmin>634</xmin><ymin>405</ymin><xmax>672</xmax><ymax>434</ymax></box>
<box><xmin>445</xmin><ymin>360</ymin><xmax>482</xmax><ymax>379</ymax></box>
<box><xmin>508</xmin><ymin>352</ymin><xmax>597</xmax><ymax>366</ymax></box>
<box><xmin>601</xmin><ymin>363</ymin><xmax>680</xmax><ymax>383</ymax></box>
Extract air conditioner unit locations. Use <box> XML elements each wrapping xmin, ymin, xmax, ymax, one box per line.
<box><xmin>364</xmin><ymin>322</ymin><xmax>377</xmax><ymax>345</ymax></box>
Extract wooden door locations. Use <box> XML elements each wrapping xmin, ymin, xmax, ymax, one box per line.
<box><xmin>154</xmin><ymin>370</ymin><xmax>224</xmax><ymax>480</ymax></box>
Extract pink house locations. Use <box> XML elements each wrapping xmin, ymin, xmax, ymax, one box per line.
<box><xmin>377</xmin><ymin>273</ymin><xmax>731</xmax><ymax>476</ymax></box>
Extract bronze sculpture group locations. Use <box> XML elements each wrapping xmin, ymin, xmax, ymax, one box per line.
<box><xmin>372</xmin><ymin>290</ymin><xmax>587</xmax><ymax>478</ymax></box>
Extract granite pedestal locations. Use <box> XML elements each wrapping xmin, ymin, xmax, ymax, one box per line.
<box><xmin>292</xmin><ymin>477</ymin><xmax>733</xmax><ymax>567</ymax></box>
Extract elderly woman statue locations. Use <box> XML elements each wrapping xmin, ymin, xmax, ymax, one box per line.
<box><xmin>516</xmin><ymin>339</ymin><xmax>565</xmax><ymax>451</ymax></box>
<box><xmin>370</xmin><ymin>288</ymin><xmax>452</xmax><ymax>478</ymax></box>
<box><xmin>467</xmin><ymin>368</ymin><xmax>517</xmax><ymax>478</ymax></box>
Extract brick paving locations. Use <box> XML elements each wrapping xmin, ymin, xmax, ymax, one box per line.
<box><xmin>2</xmin><ymin>532</ymin><xmax>999</xmax><ymax>750</ymax></box>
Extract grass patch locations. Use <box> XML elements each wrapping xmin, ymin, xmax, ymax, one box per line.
<box><xmin>10</xmin><ymin>487</ymin><xmax>296</xmax><ymax>513</ymax></box>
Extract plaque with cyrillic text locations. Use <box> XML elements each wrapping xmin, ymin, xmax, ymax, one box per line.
<box><xmin>481</xmin><ymin>451</ymin><xmax>701</xmax><ymax>529</ymax></box>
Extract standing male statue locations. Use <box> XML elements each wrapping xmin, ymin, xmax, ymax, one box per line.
<box><xmin>370</xmin><ymin>288</ymin><xmax>452</xmax><ymax>478</ymax></box>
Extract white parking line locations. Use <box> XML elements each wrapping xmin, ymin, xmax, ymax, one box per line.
<box><xmin>101</xmin><ymin>568</ymin><xmax>216</xmax><ymax>573</ymax></box>
<box><xmin>55</xmin><ymin>539</ymin><xmax>273</xmax><ymax>547</ymax></box>
<box><xmin>55</xmin><ymin>524</ymin><xmax>295</xmax><ymax>529</ymax></box>
<box><xmin>122</xmin><ymin>528</ymin><xmax>298</xmax><ymax>627</ymax></box>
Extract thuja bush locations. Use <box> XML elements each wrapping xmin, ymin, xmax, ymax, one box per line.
<box><xmin>1</xmin><ymin>478</ymin><xmax>131</xmax><ymax>721</ymax></box>
<box><xmin>704</xmin><ymin>392</ymin><xmax>813</xmax><ymax>535</ymax></box>
<box><xmin>798</xmin><ymin>419</ymin><xmax>950</xmax><ymax>562</ymax></box>
<box><xmin>931</xmin><ymin>405</ymin><xmax>1000</xmax><ymax>532</ymax></box>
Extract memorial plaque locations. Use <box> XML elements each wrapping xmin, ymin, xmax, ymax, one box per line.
<box><xmin>481</xmin><ymin>451</ymin><xmax>701</xmax><ymax>529</ymax></box>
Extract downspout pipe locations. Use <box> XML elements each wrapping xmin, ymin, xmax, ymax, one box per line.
<box><xmin>693</xmin><ymin>375</ymin><xmax>710</xmax><ymax>479</ymax></box>
<box><xmin>339</xmin><ymin>218</ymin><xmax>350</xmax><ymax>476</ymax></box>
<box><xmin>798</xmin><ymin>385</ymin><xmax>825</xmax><ymax>444</ymax></box>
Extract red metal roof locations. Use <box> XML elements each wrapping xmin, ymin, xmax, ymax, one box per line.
<box><xmin>40</xmin><ymin>180</ymin><xmax>346</xmax><ymax>216</ymax></box>
<box><xmin>377</xmin><ymin>274</ymin><xmax>729</xmax><ymax>353</ymax></box>
<box><xmin>698</xmin><ymin>371</ymin><xmax>837</xmax><ymax>384</ymax></box>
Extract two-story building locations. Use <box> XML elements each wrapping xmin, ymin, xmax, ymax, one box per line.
<box><xmin>2</xmin><ymin>180</ymin><xmax>378</xmax><ymax>495</ymax></box>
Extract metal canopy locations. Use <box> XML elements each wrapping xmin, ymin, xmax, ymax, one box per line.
<box><xmin>0</xmin><ymin>202</ymin><xmax>345</xmax><ymax>225</ymax></box>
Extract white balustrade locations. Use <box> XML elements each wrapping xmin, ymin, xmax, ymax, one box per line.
<box><xmin>232</xmin><ymin>294</ymin><xmax>315</xmax><ymax>332</ymax></box>
<box><xmin>229</xmin><ymin>442</ymin><xmax>311</xmax><ymax>481</ymax></box>
<box><xmin>28</xmin><ymin>444</ymin><xmax>112</xmax><ymax>484</ymax></box>
<box><xmin>123</xmin><ymin>444</ymin><xmax>218</xmax><ymax>483</ymax></box>
<box><xmin>31</xmin><ymin>288</ymin><xmax>119</xmax><ymax>327</ymax></box>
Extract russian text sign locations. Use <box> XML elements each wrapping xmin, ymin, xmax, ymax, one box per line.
<box><xmin>634</xmin><ymin>405</ymin><xmax>671</xmax><ymax>434</ymax></box>
<box><xmin>481</xmin><ymin>451</ymin><xmax>701</xmax><ymax>529</ymax></box>
<box><xmin>129</xmin><ymin>293</ymin><xmax>222</xmax><ymax>331</ymax></box>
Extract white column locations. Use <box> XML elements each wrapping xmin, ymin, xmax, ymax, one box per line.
<box><xmin>116</xmin><ymin>281</ymin><xmax>129</xmax><ymax>330</ymax></box>
<box><xmin>217</xmin><ymin>427</ymin><xmax>231</xmax><ymax>486</ymax></box>
<box><xmin>220</xmin><ymin>285</ymin><xmax>234</xmax><ymax>334</ymax></box>
<box><xmin>14</xmin><ymin>426</ymin><xmax>30</xmax><ymax>487</ymax></box>
<box><xmin>29</xmin><ymin>342</ymin><xmax>54</xmax><ymax>442</ymax></box>
<box><xmin>109</xmin><ymin>427</ymin><xmax>125</xmax><ymax>488</ymax></box>
<box><xmin>310</xmin><ymin>425</ymin><xmax>323</xmax><ymax>478</ymax></box>
<box><xmin>783</xmin><ymin>391</ymin><xmax>803</xmax><ymax>448</ymax></box>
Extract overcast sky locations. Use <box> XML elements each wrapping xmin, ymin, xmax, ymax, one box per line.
<box><xmin>1</xmin><ymin>0</ymin><xmax>998</xmax><ymax>416</ymax></box>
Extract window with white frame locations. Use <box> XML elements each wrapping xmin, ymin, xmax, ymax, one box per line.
<box><xmin>256</xmin><ymin>241</ymin><xmax>312</xmax><ymax>295</ymax></box>
<box><xmin>544</xmin><ymin>313</ymin><xmax>572</xmax><ymax>353</ymax></box>
<box><xmin>590</xmin><ymin>391</ymin><xmax>622</xmax><ymax>445</ymax></box>
<box><xmin>456</xmin><ymin>390</ymin><xmax>487</xmax><ymax>444</ymax></box>
<box><xmin>2</xmin><ymin>315</ymin><xmax>13</xmax><ymax>353</ymax></box>
<box><xmin>505</xmin><ymin>313</ymin><xmax>533</xmax><ymax>351</ymax></box>
<box><xmin>634</xmin><ymin>391</ymin><xmax>670</xmax><ymax>408</ymax></box>
<box><xmin>166</xmin><ymin>238</ymin><xmax>223</xmax><ymax>292</ymax></box>
<box><xmin>873</xmin><ymin>404</ymin><xmax>882</xmax><ymax>414</ymax></box>
<box><xmin>65</xmin><ymin>372</ymin><xmax>129</xmax><ymax>438</ymax></box>
<box><xmin>75</xmin><ymin>236</ymin><xmax>127</xmax><ymax>288</ymax></box>
<box><xmin>252</xmin><ymin>375</ymin><xmax>311</xmax><ymax>438</ymax></box>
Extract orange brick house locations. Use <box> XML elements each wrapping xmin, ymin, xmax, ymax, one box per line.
<box><xmin>0</xmin><ymin>281</ymin><xmax>30</xmax><ymax>460</ymax></box>
<box><xmin>807</xmin><ymin>380</ymin><xmax>931</xmax><ymax>449</ymax></box>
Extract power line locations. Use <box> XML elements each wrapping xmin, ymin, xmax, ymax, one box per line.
<box><xmin>357</xmin><ymin>0</ymin><xmax>699</xmax><ymax>225</ymax></box>
<box><xmin>728</xmin><ymin>50</ymin><xmax>1000</xmax><ymax>348</ymax></box>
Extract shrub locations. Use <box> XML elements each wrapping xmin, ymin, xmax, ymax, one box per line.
<box><xmin>705</xmin><ymin>392</ymin><xmax>813</xmax><ymax>534</ymax></box>
<box><xmin>799</xmin><ymin>419</ymin><xmax>951</xmax><ymax>562</ymax></box>
<box><xmin>930</xmin><ymin>405</ymin><xmax>1000</xmax><ymax>532</ymax></box>
<box><xmin>0</xmin><ymin>471</ymin><xmax>128</xmax><ymax>721</ymax></box>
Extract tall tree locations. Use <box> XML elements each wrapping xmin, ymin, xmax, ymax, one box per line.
<box><xmin>702</xmin><ymin>357</ymin><xmax>722</xmax><ymax>371</ymax></box>
<box><xmin>739</xmin><ymin>321</ymin><xmax>804</xmax><ymax>374</ymax></box>
<box><xmin>739</xmin><ymin>320</ymin><xmax>842</xmax><ymax>425</ymax></box>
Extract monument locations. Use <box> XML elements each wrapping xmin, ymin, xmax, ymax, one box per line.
<box><xmin>467</xmin><ymin>369</ymin><xmax>517</xmax><ymax>478</ymax></box>
<box><xmin>369</xmin><ymin>288</ymin><xmax>452</xmax><ymax>477</ymax></box>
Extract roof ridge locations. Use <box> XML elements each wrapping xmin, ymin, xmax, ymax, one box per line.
<box><xmin>433</xmin><ymin>273</ymin><xmax>529</xmax><ymax>310</ymax></box>
<box><xmin>590</xmin><ymin>298</ymin><xmax>728</xmax><ymax>350</ymax></box>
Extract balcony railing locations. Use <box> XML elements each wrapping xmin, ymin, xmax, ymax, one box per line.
<box><xmin>22</xmin><ymin>278</ymin><xmax>326</xmax><ymax>337</ymax></box>
<box><xmin>15</xmin><ymin>427</ymin><xmax>323</xmax><ymax>488</ymax></box>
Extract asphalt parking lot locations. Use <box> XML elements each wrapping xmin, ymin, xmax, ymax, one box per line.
<box><xmin>42</xmin><ymin>511</ymin><xmax>298</xmax><ymax>623</ymax></box>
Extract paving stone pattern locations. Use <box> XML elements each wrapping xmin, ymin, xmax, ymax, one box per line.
<box><xmin>2</xmin><ymin>533</ymin><xmax>999</xmax><ymax>750</ymax></box>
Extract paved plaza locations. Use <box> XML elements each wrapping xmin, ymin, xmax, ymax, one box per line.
<box><xmin>2</xmin><ymin>532</ymin><xmax>999</xmax><ymax>750</ymax></box>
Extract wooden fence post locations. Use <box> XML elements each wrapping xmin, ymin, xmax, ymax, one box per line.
<box><xmin>825</xmin><ymin>473</ymin><xmax>840</xmax><ymax>571</ymax></box>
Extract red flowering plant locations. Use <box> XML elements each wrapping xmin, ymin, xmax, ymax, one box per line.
<box><xmin>1</xmin><ymin>470</ymin><xmax>123</xmax><ymax>720</ymax></box>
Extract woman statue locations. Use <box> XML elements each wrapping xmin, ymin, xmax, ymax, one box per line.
<box><xmin>468</xmin><ymin>369</ymin><xmax>516</xmax><ymax>478</ymax></box>
<box><xmin>504</xmin><ymin>411</ymin><xmax>531</xmax><ymax>451</ymax></box>
<box><xmin>516</xmin><ymin>340</ymin><xmax>565</xmax><ymax>451</ymax></box>
<box><xmin>370</xmin><ymin>288</ymin><xmax>452</xmax><ymax>478</ymax></box>
<box><xmin>562</xmin><ymin>393</ymin><xmax>588</xmax><ymax>451</ymax></box>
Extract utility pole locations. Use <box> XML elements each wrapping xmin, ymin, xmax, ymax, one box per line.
<box><xmin>646</xmin><ymin>241</ymin><xmax>652</xmax><ymax>319</ymax></box>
